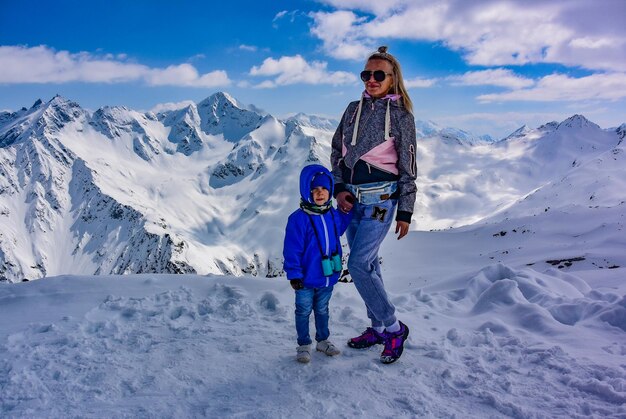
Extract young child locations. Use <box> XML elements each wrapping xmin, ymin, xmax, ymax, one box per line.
<box><xmin>283</xmin><ymin>164</ymin><xmax>352</xmax><ymax>363</ymax></box>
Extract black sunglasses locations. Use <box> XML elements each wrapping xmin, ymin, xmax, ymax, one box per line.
<box><xmin>360</xmin><ymin>70</ymin><xmax>392</xmax><ymax>82</ymax></box>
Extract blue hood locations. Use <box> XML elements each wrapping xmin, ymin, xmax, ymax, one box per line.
<box><xmin>299</xmin><ymin>164</ymin><xmax>334</xmax><ymax>204</ymax></box>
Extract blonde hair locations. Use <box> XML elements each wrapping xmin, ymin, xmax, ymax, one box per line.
<box><xmin>366</xmin><ymin>46</ymin><xmax>414</xmax><ymax>115</ymax></box>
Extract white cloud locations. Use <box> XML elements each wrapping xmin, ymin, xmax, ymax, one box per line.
<box><xmin>188</xmin><ymin>53</ymin><xmax>206</xmax><ymax>61</ymax></box>
<box><xmin>452</xmin><ymin>69</ymin><xmax>535</xmax><ymax>89</ymax></box>
<box><xmin>273</xmin><ymin>10</ymin><xmax>300</xmax><ymax>26</ymax></box>
<box><xmin>310</xmin><ymin>0</ymin><xmax>626</xmax><ymax>71</ymax></box>
<box><xmin>405</xmin><ymin>77</ymin><xmax>438</xmax><ymax>88</ymax></box>
<box><xmin>274</xmin><ymin>10</ymin><xmax>288</xmax><ymax>20</ymax></box>
<box><xmin>146</xmin><ymin>64</ymin><xmax>230</xmax><ymax>88</ymax></box>
<box><xmin>249</xmin><ymin>55</ymin><xmax>356</xmax><ymax>87</ymax></box>
<box><xmin>569</xmin><ymin>37</ymin><xmax>617</xmax><ymax>50</ymax></box>
<box><xmin>253</xmin><ymin>80</ymin><xmax>277</xmax><ymax>89</ymax></box>
<box><xmin>316</xmin><ymin>0</ymin><xmax>404</xmax><ymax>16</ymax></box>
<box><xmin>150</xmin><ymin>100</ymin><xmax>196</xmax><ymax>114</ymax></box>
<box><xmin>309</xmin><ymin>11</ymin><xmax>372</xmax><ymax>60</ymax></box>
<box><xmin>0</xmin><ymin>45</ymin><xmax>231</xmax><ymax>88</ymax></box>
<box><xmin>239</xmin><ymin>44</ymin><xmax>258</xmax><ymax>52</ymax></box>
<box><xmin>477</xmin><ymin>72</ymin><xmax>626</xmax><ymax>102</ymax></box>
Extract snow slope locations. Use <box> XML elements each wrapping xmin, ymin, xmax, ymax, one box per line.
<box><xmin>1</xmin><ymin>234</ymin><xmax>624</xmax><ymax>417</ymax></box>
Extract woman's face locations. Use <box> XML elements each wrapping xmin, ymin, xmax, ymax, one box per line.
<box><xmin>363</xmin><ymin>59</ymin><xmax>394</xmax><ymax>98</ymax></box>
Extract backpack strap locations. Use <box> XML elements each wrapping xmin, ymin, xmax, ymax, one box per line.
<box><xmin>306</xmin><ymin>213</ymin><xmax>325</xmax><ymax>257</ymax></box>
<box><xmin>306</xmin><ymin>212</ymin><xmax>340</xmax><ymax>257</ymax></box>
<box><xmin>351</xmin><ymin>96</ymin><xmax>392</xmax><ymax>145</ymax></box>
<box><xmin>351</xmin><ymin>96</ymin><xmax>364</xmax><ymax>146</ymax></box>
<box><xmin>384</xmin><ymin>98</ymin><xmax>391</xmax><ymax>141</ymax></box>
<box><xmin>329</xmin><ymin>209</ymin><xmax>340</xmax><ymax>254</ymax></box>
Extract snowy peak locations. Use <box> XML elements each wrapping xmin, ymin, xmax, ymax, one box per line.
<box><xmin>0</xmin><ymin>95</ymin><xmax>85</xmax><ymax>147</ymax></box>
<box><xmin>538</xmin><ymin>121</ymin><xmax>559</xmax><ymax>133</ymax></box>
<box><xmin>440</xmin><ymin>127</ymin><xmax>493</xmax><ymax>145</ymax></box>
<box><xmin>500</xmin><ymin>114</ymin><xmax>617</xmax><ymax>157</ymax></box>
<box><xmin>283</xmin><ymin>113</ymin><xmax>338</xmax><ymax>131</ymax></box>
<box><xmin>200</xmin><ymin>91</ymin><xmax>241</xmax><ymax>109</ymax></box>
<box><xmin>504</xmin><ymin>124</ymin><xmax>531</xmax><ymax>141</ymax></box>
<box><xmin>502</xmin><ymin>115</ymin><xmax>603</xmax><ymax>143</ymax></box>
<box><xmin>158</xmin><ymin>103</ymin><xmax>200</xmax><ymax>131</ymax></box>
<box><xmin>37</xmin><ymin>95</ymin><xmax>87</xmax><ymax>133</ymax></box>
<box><xmin>415</xmin><ymin>119</ymin><xmax>441</xmax><ymax>138</ymax></box>
<box><xmin>157</xmin><ymin>104</ymin><xmax>206</xmax><ymax>155</ymax></box>
<box><xmin>416</xmin><ymin>119</ymin><xmax>492</xmax><ymax>144</ymax></box>
<box><xmin>90</xmin><ymin>106</ymin><xmax>171</xmax><ymax>161</ymax></box>
<box><xmin>197</xmin><ymin>92</ymin><xmax>264</xmax><ymax>141</ymax></box>
<box><xmin>0</xmin><ymin>110</ymin><xmax>19</xmax><ymax>134</ymax></box>
<box><xmin>209</xmin><ymin>114</ymin><xmax>286</xmax><ymax>188</ymax></box>
<box><xmin>30</xmin><ymin>98</ymin><xmax>44</xmax><ymax>109</ymax></box>
<box><xmin>557</xmin><ymin>114</ymin><xmax>598</xmax><ymax>131</ymax></box>
<box><xmin>43</xmin><ymin>94</ymin><xmax>81</xmax><ymax>112</ymax></box>
<box><xmin>90</xmin><ymin>106</ymin><xmax>143</xmax><ymax>138</ymax></box>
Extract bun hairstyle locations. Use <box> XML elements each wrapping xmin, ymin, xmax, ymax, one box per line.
<box><xmin>366</xmin><ymin>46</ymin><xmax>413</xmax><ymax>114</ymax></box>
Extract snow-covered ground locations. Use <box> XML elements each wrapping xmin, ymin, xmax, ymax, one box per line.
<box><xmin>1</xmin><ymin>220</ymin><xmax>624</xmax><ymax>418</ymax></box>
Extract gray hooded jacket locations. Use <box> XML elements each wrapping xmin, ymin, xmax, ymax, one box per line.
<box><xmin>331</xmin><ymin>93</ymin><xmax>417</xmax><ymax>221</ymax></box>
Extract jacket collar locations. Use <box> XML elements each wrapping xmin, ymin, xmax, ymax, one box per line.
<box><xmin>362</xmin><ymin>91</ymin><xmax>402</xmax><ymax>101</ymax></box>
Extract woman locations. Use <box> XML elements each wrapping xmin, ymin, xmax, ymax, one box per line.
<box><xmin>330</xmin><ymin>46</ymin><xmax>417</xmax><ymax>364</ymax></box>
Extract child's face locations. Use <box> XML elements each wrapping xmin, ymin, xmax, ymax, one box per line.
<box><xmin>311</xmin><ymin>186</ymin><xmax>330</xmax><ymax>205</ymax></box>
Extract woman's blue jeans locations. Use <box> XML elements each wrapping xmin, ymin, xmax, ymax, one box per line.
<box><xmin>295</xmin><ymin>286</ymin><xmax>334</xmax><ymax>346</ymax></box>
<box><xmin>346</xmin><ymin>199</ymin><xmax>398</xmax><ymax>328</ymax></box>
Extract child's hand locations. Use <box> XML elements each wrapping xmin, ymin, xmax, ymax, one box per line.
<box><xmin>290</xmin><ymin>279</ymin><xmax>304</xmax><ymax>290</ymax></box>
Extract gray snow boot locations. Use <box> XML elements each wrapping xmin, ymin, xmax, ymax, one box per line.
<box><xmin>296</xmin><ymin>344</ymin><xmax>311</xmax><ymax>363</ymax></box>
<box><xmin>316</xmin><ymin>340</ymin><xmax>341</xmax><ymax>356</ymax></box>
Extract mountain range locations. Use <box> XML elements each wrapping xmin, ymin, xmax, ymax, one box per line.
<box><xmin>0</xmin><ymin>92</ymin><xmax>624</xmax><ymax>282</ymax></box>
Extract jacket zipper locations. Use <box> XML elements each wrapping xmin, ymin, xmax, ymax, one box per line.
<box><xmin>348</xmin><ymin>98</ymin><xmax>387</xmax><ymax>179</ymax></box>
<box><xmin>368</xmin><ymin>163</ymin><xmax>398</xmax><ymax>176</ymax></box>
<box><xmin>320</xmin><ymin>215</ymin><xmax>330</xmax><ymax>287</ymax></box>
<box><xmin>320</xmin><ymin>215</ymin><xmax>330</xmax><ymax>256</ymax></box>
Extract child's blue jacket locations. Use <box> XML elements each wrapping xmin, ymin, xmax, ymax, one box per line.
<box><xmin>283</xmin><ymin>164</ymin><xmax>352</xmax><ymax>288</ymax></box>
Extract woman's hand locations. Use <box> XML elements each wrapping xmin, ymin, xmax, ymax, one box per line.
<box><xmin>395</xmin><ymin>221</ymin><xmax>409</xmax><ymax>240</ymax></box>
<box><xmin>336</xmin><ymin>191</ymin><xmax>355</xmax><ymax>213</ymax></box>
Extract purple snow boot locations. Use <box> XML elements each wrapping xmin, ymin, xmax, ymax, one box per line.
<box><xmin>380</xmin><ymin>321</ymin><xmax>409</xmax><ymax>364</ymax></box>
<box><xmin>347</xmin><ymin>327</ymin><xmax>385</xmax><ymax>349</ymax></box>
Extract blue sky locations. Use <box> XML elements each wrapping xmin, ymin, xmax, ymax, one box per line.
<box><xmin>1</xmin><ymin>0</ymin><xmax>625</xmax><ymax>138</ymax></box>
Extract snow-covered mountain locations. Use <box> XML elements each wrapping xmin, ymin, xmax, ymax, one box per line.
<box><xmin>0</xmin><ymin>94</ymin><xmax>623</xmax><ymax>282</ymax></box>
<box><xmin>0</xmin><ymin>93</ymin><xmax>330</xmax><ymax>282</ymax></box>
<box><xmin>195</xmin><ymin>92</ymin><xmax>265</xmax><ymax>142</ymax></box>
<box><xmin>414</xmin><ymin>114</ymin><xmax>623</xmax><ymax>228</ymax></box>
<box><xmin>502</xmin><ymin>124</ymin><xmax>532</xmax><ymax>141</ymax></box>
<box><xmin>283</xmin><ymin>112</ymin><xmax>339</xmax><ymax>131</ymax></box>
<box><xmin>0</xmin><ymin>96</ymin><xmax>198</xmax><ymax>282</ymax></box>
<box><xmin>416</xmin><ymin>119</ymin><xmax>494</xmax><ymax>144</ymax></box>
